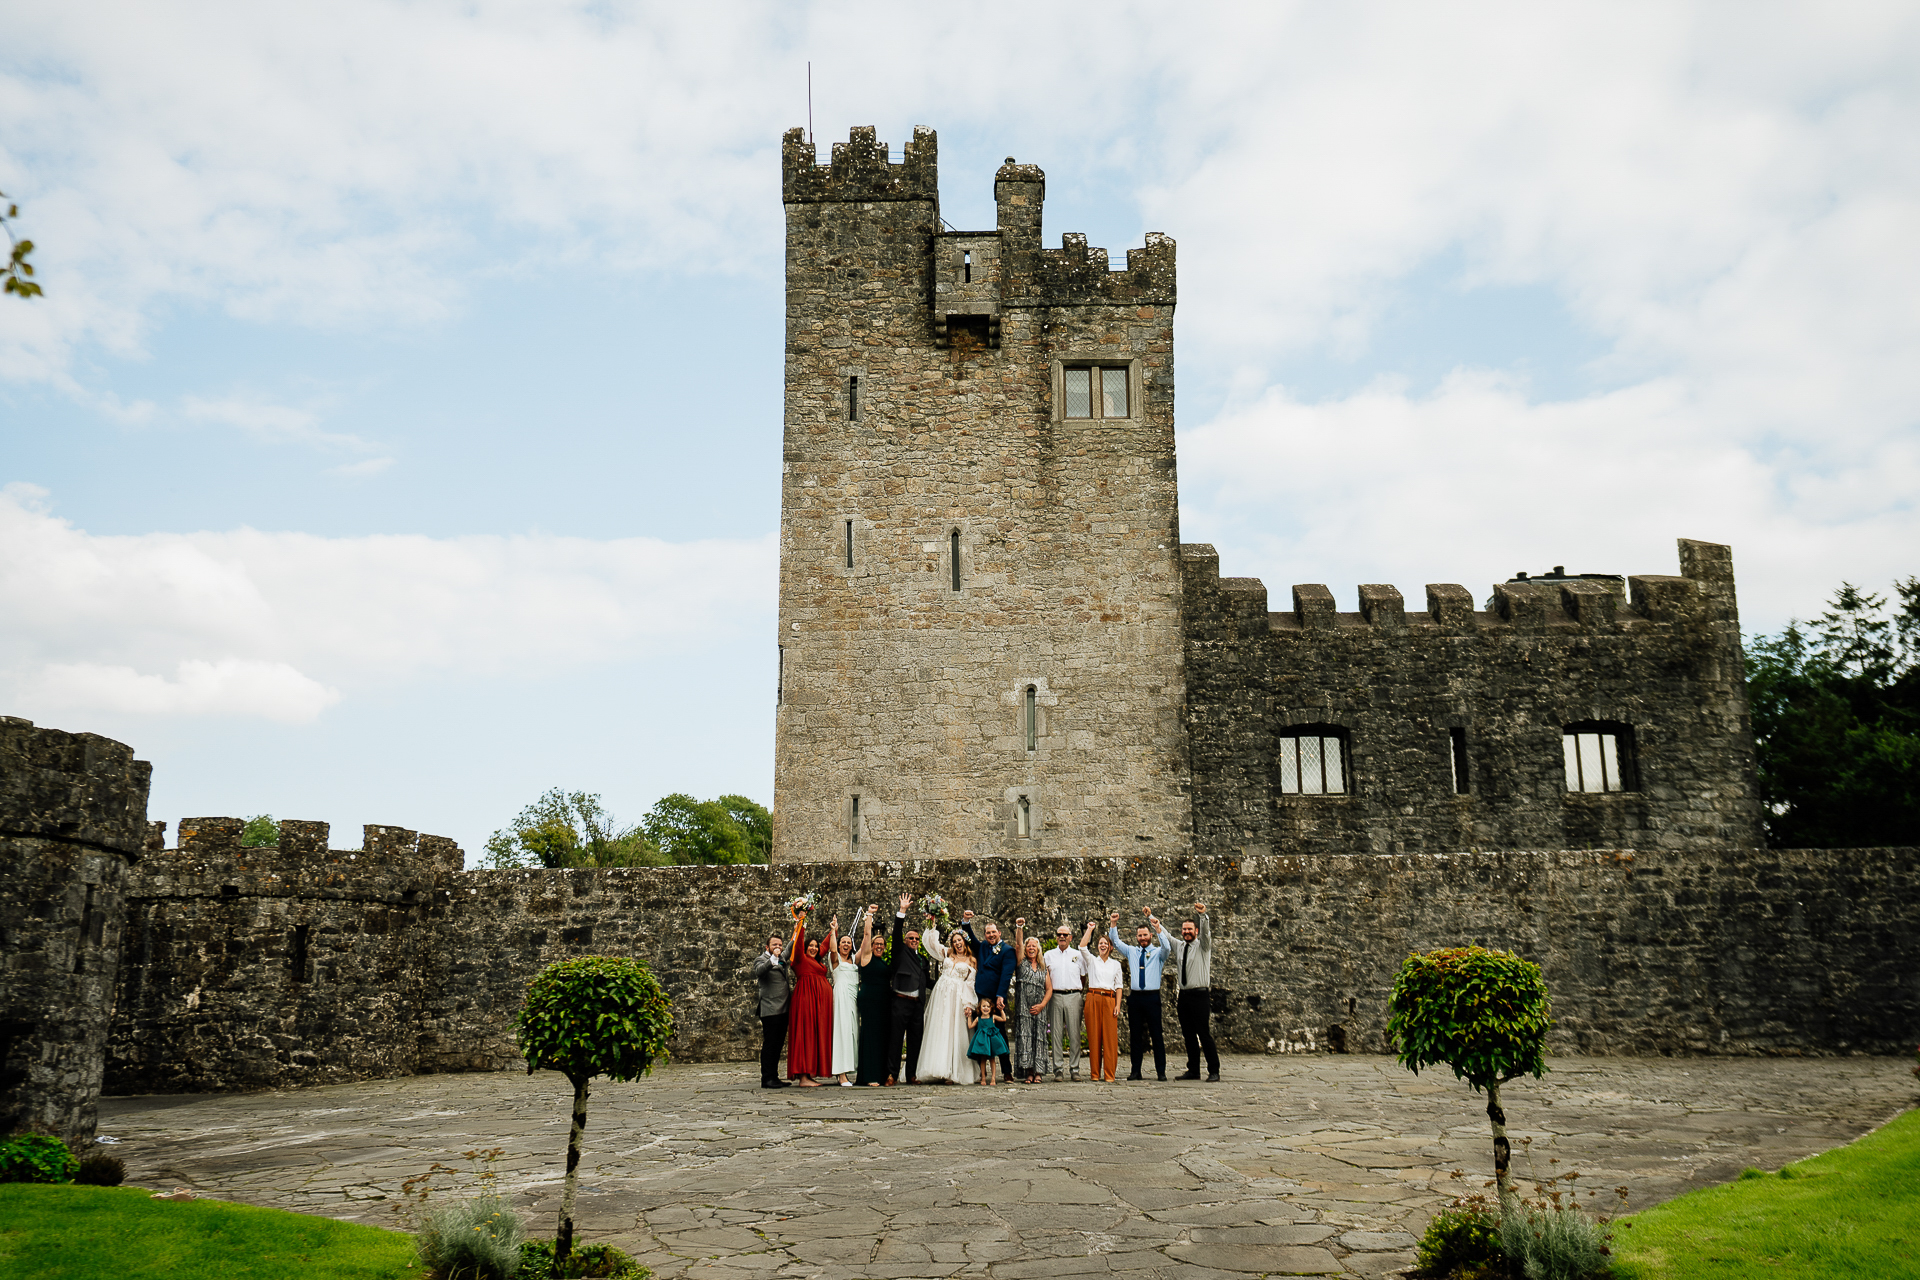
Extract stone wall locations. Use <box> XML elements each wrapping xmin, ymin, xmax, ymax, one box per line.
<box><xmin>107</xmin><ymin>818</ymin><xmax>460</xmax><ymax>1093</ymax></box>
<box><xmin>109</xmin><ymin>841</ymin><xmax>1920</xmax><ymax>1094</ymax></box>
<box><xmin>1184</xmin><ymin>538</ymin><xmax>1763</xmax><ymax>857</ymax></box>
<box><xmin>774</xmin><ymin>126</ymin><xmax>1189</xmax><ymax>862</ymax></box>
<box><xmin>0</xmin><ymin>718</ymin><xmax>151</xmax><ymax>1143</ymax></box>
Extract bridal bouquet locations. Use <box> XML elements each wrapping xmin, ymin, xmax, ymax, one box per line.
<box><xmin>918</xmin><ymin>893</ymin><xmax>951</xmax><ymax>923</ymax></box>
<box><xmin>788</xmin><ymin>891</ymin><xmax>819</xmax><ymax>920</ymax></box>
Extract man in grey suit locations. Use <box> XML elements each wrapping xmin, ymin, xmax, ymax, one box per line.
<box><xmin>751</xmin><ymin>931</ymin><xmax>793</xmax><ymax>1089</ymax></box>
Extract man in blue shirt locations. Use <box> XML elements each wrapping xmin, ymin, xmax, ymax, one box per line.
<box><xmin>960</xmin><ymin>909</ymin><xmax>1017</xmax><ymax>1082</ymax></box>
<box><xmin>1108</xmin><ymin>909</ymin><xmax>1173</xmax><ymax>1081</ymax></box>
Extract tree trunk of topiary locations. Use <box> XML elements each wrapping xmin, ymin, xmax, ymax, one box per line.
<box><xmin>1486</xmin><ymin>1079</ymin><xmax>1517</xmax><ymax>1215</ymax></box>
<box><xmin>556</xmin><ymin>1074</ymin><xmax>591</xmax><ymax>1270</ymax></box>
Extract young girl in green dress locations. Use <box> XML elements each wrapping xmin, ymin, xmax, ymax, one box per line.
<box><xmin>966</xmin><ymin>997</ymin><xmax>1011</xmax><ymax>1085</ymax></box>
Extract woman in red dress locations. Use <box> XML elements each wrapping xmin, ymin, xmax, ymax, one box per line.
<box><xmin>785</xmin><ymin>912</ymin><xmax>833</xmax><ymax>1086</ymax></box>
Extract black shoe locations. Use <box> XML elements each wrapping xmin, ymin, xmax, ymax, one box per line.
<box><xmin>1127</xmin><ymin>1072</ymin><xmax>1143</xmax><ymax>1081</ymax></box>
<box><xmin>1177</xmin><ymin>1069</ymin><xmax>1201</xmax><ymax>1080</ymax></box>
<box><xmin>1206</xmin><ymin>1072</ymin><xmax>1221</xmax><ymax>1083</ymax></box>
<box><xmin>762</xmin><ymin>1079</ymin><xmax>791</xmax><ymax>1089</ymax></box>
<box><xmin>1158</xmin><ymin>1074</ymin><xmax>1168</xmax><ymax>1081</ymax></box>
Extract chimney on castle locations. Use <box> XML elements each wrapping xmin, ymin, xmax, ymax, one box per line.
<box><xmin>995</xmin><ymin>157</ymin><xmax>1046</xmax><ymax>275</ymax></box>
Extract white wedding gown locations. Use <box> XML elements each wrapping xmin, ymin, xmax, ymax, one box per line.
<box><xmin>915</xmin><ymin>929</ymin><xmax>976</xmax><ymax>1083</ymax></box>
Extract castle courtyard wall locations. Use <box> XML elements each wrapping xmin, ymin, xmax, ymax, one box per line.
<box><xmin>108</xmin><ymin>842</ymin><xmax>1919</xmax><ymax>1094</ymax></box>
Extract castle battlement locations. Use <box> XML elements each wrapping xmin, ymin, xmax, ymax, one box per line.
<box><xmin>137</xmin><ymin>817</ymin><xmax>463</xmax><ymax>899</ymax></box>
<box><xmin>781</xmin><ymin>125</ymin><xmax>938</xmax><ymax>205</ymax></box>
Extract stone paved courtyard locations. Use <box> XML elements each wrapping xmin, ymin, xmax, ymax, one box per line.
<box><xmin>100</xmin><ymin>1055</ymin><xmax>1914</xmax><ymax>1278</ymax></box>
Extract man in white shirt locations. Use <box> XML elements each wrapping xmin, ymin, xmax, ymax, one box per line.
<box><xmin>1041</xmin><ymin>923</ymin><xmax>1089</xmax><ymax>1080</ymax></box>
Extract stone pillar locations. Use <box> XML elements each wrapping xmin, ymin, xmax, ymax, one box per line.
<box><xmin>0</xmin><ymin>717</ymin><xmax>151</xmax><ymax>1145</ymax></box>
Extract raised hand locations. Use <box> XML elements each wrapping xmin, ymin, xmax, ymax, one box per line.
<box><xmin>962</xmin><ymin>908</ymin><xmax>975</xmax><ymax>922</ymax></box>
<box><xmin>899</xmin><ymin>892</ymin><xmax>913</xmax><ymax>912</ymax></box>
<box><xmin>1014</xmin><ymin>917</ymin><xmax>1025</xmax><ymax>928</ymax></box>
<box><xmin>1108</xmin><ymin>910</ymin><xmax>1120</xmax><ymax>926</ymax></box>
<box><xmin>831</xmin><ymin>915</ymin><xmax>840</xmax><ymax>931</ymax></box>
<box><xmin>1194</xmin><ymin>902</ymin><xmax>1207</xmax><ymax>914</ymax></box>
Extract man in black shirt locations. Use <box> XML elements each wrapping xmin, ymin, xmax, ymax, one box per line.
<box><xmin>884</xmin><ymin>891</ymin><xmax>931</xmax><ymax>1085</ymax></box>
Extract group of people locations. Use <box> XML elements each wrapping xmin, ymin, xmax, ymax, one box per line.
<box><xmin>749</xmin><ymin>892</ymin><xmax>1222</xmax><ymax>1089</ymax></box>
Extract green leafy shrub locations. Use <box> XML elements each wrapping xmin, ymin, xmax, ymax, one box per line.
<box><xmin>1417</xmin><ymin>1195</ymin><xmax>1506</xmax><ymax>1277</ymax></box>
<box><xmin>0</xmin><ymin>1134</ymin><xmax>77</xmax><ymax>1184</ymax></box>
<box><xmin>73</xmin><ymin>1153</ymin><xmax>125</xmax><ymax>1186</ymax></box>
<box><xmin>517</xmin><ymin>956</ymin><xmax>672</xmax><ymax>1270</ymax></box>
<box><xmin>1388</xmin><ymin>946</ymin><xmax>1552</xmax><ymax>1211</ymax></box>
<box><xmin>1499</xmin><ymin>1204</ymin><xmax>1612</xmax><ymax>1280</ymax></box>
<box><xmin>518</xmin><ymin>1238</ymin><xmax>650</xmax><ymax>1279</ymax></box>
<box><xmin>415</xmin><ymin>1194</ymin><xmax>525</xmax><ymax>1279</ymax></box>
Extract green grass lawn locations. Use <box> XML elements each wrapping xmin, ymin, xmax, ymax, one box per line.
<box><xmin>0</xmin><ymin>1184</ymin><xmax>418</xmax><ymax>1279</ymax></box>
<box><xmin>1614</xmin><ymin>1105</ymin><xmax>1920</xmax><ymax>1279</ymax></box>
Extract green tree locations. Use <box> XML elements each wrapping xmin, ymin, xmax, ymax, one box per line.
<box><xmin>1387</xmin><ymin>946</ymin><xmax>1552</xmax><ymax>1214</ymax></box>
<box><xmin>239</xmin><ymin>815</ymin><xmax>279</xmax><ymax>847</ymax></box>
<box><xmin>1747</xmin><ymin>577</ymin><xmax>1920</xmax><ymax>847</ymax></box>
<box><xmin>1</xmin><ymin>193</ymin><xmax>41</xmax><ymax>299</ymax></box>
<box><xmin>516</xmin><ymin>956</ymin><xmax>672</xmax><ymax>1270</ymax></box>
<box><xmin>640</xmin><ymin>793</ymin><xmax>770</xmax><ymax>865</ymax></box>
<box><xmin>482</xmin><ymin>790</ymin><xmax>663</xmax><ymax>869</ymax></box>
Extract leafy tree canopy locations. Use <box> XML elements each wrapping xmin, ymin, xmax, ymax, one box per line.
<box><xmin>239</xmin><ymin>814</ymin><xmax>279</xmax><ymax>848</ymax></box>
<box><xmin>641</xmin><ymin>793</ymin><xmax>771</xmax><ymax>865</ymax></box>
<box><xmin>1747</xmin><ymin>576</ymin><xmax>1919</xmax><ymax>848</ymax></box>
<box><xmin>484</xmin><ymin>789</ymin><xmax>773</xmax><ymax>868</ymax></box>
<box><xmin>483</xmin><ymin>790</ymin><xmax>663</xmax><ymax>869</ymax></box>
<box><xmin>1387</xmin><ymin>946</ymin><xmax>1552</xmax><ymax>1091</ymax></box>
<box><xmin>516</xmin><ymin>955</ymin><xmax>673</xmax><ymax>1085</ymax></box>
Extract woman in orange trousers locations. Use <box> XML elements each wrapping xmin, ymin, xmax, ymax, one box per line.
<box><xmin>1078</xmin><ymin>921</ymin><xmax>1124</xmax><ymax>1082</ymax></box>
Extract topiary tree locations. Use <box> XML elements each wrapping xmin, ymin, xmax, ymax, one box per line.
<box><xmin>1387</xmin><ymin>945</ymin><xmax>1551</xmax><ymax>1213</ymax></box>
<box><xmin>517</xmin><ymin>956</ymin><xmax>673</xmax><ymax>1270</ymax></box>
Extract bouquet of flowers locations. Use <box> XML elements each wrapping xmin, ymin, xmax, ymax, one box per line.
<box><xmin>918</xmin><ymin>893</ymin><xmax>951</xmax><ymax>923</ymax></box>
<box><xmin>788</xmin><ymin>891</ymin><xmax>819</xmax><ymax>920</ymax></box>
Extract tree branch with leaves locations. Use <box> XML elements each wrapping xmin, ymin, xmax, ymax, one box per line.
<box><xmin>1</xmin><ymin>193</ymin><xmax>42</xmax><ymax>299</ymax></box>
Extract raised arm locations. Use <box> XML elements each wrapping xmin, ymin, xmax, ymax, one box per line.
<box><xmin>1013</xmin><ymin>917</ymin><xmax>1026</xmax><ymax>955</ymax></box>
<box><xmin>790</xmin><ymin>916</ymin><xmax>806</xmax><ymax>961</ymax></box>
<box><xmin>1078</xmin><ymin>919</ymin><xmax>1097</xmax><ymax>963</ymax></box>
<box><xmin>922</xmin><ymin>918</ymin><xmax>949</xmax><ymax>962</ymax></box>
<box><xmin>825</xmin><ymin>916</ymin><xmax>841</xmax><ymax>969</ymax></box>
<box><xmin>1196</xmin><ymin>905</ymin><xmax>1211</xmax><ymax>956</ymax></box>
<box><xmin>857</xmin><ymin>907</ymin><xmax>877</xmax><ymax>964</ymax></box>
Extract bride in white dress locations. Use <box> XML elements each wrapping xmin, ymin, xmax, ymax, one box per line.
<box><xmin>915</xmin><ymin>923</ymin><xmax>976</xmax><ymax>1084</ymax></box>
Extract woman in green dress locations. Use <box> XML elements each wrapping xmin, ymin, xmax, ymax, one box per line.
<box><xmin>853</xmin><ymin>905</ymin><xmax>893</xmax><ymax>1086</ymax></box>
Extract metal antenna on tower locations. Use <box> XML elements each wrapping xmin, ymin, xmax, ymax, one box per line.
<box><xmin>807</xmin><ymin>62</ymin><xmax>813</xmax><ymax>146</ymax></box>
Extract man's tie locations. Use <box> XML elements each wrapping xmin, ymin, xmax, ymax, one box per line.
<box><xmin>1138</xmin><ymin>945</ymin><xmax>1148</xmax><ymax>989</ymax></box>
<box><xmin>1180</xmin><ymin>940</ymin><xmax>1189</xmax><ymax>986</ymax></box>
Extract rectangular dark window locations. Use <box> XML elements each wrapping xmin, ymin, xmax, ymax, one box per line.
<box><xmin>1025</xmin><ymin>685</ymin><xmax>1038</xmax><ymax>751</ymax></box>
<box><xmin>1278</xmin><ymin>729</ymin><xmax>1348</xmax><ymax>794</ymax></box>
<box><xmin>290</xmin><ymin>924</ymin><xmax>310</xmax><ymax>984</ymax></box>
<box><xmin>950</xmin><ymin>530</ymin><xmax>961</xmax><ymax>591</ymax></box>
<box><xmin>962</xmin><ymin>250</ymin><xmax>972</xmax><ymax>283</ymax></box>
<box><xmin>848</xmin><ymin>375</ymin><xmax>858</xmax><ymax>420</ymax></box>
<box><xmin>850</xmin><ymin>795</ymin><xmax>860</xmax><ymax>851</ymax></box>
<box><xmin>1450</xmin><ymin>728</ymin><xmax>1470</xmax><ymax>794</ymax></box>
<box><xmin>1064</xmin><ymin>366</ymin><xmax>1130</xmax><ymax>419</ymax></box>
<box><xmin>1564</xmin><ymin>725</ymin><xmax>1635</xmax><ymax>792</ymax></box>
<box><xmin>845</xmin><ymin>520</ymin><xmax>854</xmax><ymax>568</ymax></box>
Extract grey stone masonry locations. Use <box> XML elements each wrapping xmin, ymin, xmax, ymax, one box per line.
<box><xmin>0</xmin><ymin>717</ymin><xmax>151</xmax><ymax>1144</ymax></box>
<box><xmin>109</xmin><ymin>843</ymin><xmax>1919</xmax><ymax>1094</ymax></box>
<box><xmin>774</xmin><ymin>126</ymin><xmax>1188</xmax><ymax>861</ymax></box>
<box><xmin>1184</xmin><ymin>538</ymin><xmax>1764</xmax><ymax>856</ymax></box>
<box><xmin>107</xmin><ymin>819</ymin><xmax>461</xmax><ymax>1094</ymax></box>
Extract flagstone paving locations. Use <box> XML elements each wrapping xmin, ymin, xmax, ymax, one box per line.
<box><xmin>99</xmin><ymin>1055</ymin><xmax>1914</xmax><ymax>1278</ymax></box>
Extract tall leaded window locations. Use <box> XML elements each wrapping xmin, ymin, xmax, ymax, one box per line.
<box><xmin>950</xmin><ymin>530</ymin><xmax>962</xmax><ymax>591</ymax></box>
<box><xmin>1025</xmin><ymin>685</ymin><xmax>1038</xmax><ymax>751</ymax></box>
<box><xmin>1278</xmin><ymin>726</ymin><xmax>1349</xmax><ymax>795</ymax></box>
<box><xmin>1063</xmin><ymin>366</ymin><xmax>1130</xmax><ymax>419</ymax></box>
<box><xmin>1564</xmin><ymin>723</ymin><xmax>1636</xmax><ymax>792</ymax></box>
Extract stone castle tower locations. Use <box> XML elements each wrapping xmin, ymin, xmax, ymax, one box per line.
<box><xmin>773</xmin><ymin>127</ymin><xmax>1189</xmax><ymax>860</ymax></box>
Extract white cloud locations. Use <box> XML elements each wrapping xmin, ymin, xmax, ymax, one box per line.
<box><xmin>0</xmin><ymin>485</ymin><xmax>776</xmax><ymax>723</ymax></box>
<box><xmin>181</xmin><ymin>393</ymin><xmax>374</xmax><ymax>451</ymax></box>
<box><xmin>1180</xmin><ymin>372</ymin><xmax>1920</xmax><ymax>631</ymax></box>
<box><xmin>30</xmin><ymin>659</ymin><xmax>341</xmax><ymax>723</ymax></box>
<box><xmin>328</xmin><ymin>456</ymin><xmax>396</xmax><ymax>478</ymax></box>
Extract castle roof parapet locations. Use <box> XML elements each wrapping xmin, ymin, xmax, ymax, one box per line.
<box><xmin>782</xmin><ymin>125</ymin><xmax>938</xmax><ymax>205</ymax></box>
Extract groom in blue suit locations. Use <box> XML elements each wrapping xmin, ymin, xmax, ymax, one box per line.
<box><xmin>960</xmin><ymin>909</ymin><xmax>1017</xmax><ymax>1081</ymax></box>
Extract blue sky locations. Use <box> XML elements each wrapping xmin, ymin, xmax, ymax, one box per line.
<box><xmin>4</xmin><ymin>1</ymin><xmax>1917</xmax><ymax>860</ymax></box>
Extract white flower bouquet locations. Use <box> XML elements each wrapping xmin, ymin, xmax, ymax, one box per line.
<box><xmin>918</xmin><ymin>893</ymin><xmax>951</xmax><ymax>923</ymax></box>
<box><xmin>788</xmin><ymin>891</ymin><xmax>819</xmax><ymax>920</ymax></box>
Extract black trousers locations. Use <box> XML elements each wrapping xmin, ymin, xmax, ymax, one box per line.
<box><xmin>1177</xmin><ymin>987</ymin><xmax>1219</xmax><ymax>1075</ymax></box>
<box><xmin>1127</xmin><ymin>989</ymin><xmax>1167</xmax><ymax>1078</ymax></box>
<box><xmin>759</xmin><ymin>1012</ymin><xmax>789</xmax><ymax>1084</ymax></box>
<box><xmin>886</xmin><ymin>994</ymin><xmax>924</xmax><ymax>1082</ymax></box>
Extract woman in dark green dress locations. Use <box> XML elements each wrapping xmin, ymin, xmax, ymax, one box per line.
<box><xmin>853</xmin><ymin>905</ymin><xmax>893</xmax><ymax>1086</ymax></box>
